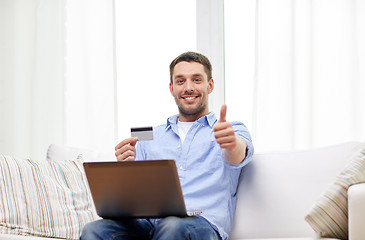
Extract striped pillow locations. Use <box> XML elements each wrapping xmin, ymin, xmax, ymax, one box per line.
<box><xmin>0</xmin><ymin>155</ymin><xmax>99</xmax><ymax>239</ymax></box>
<box><xmin>305</xmin><ymin>143</ymin><xmax>365</xmax><ymax>239</ymax></box>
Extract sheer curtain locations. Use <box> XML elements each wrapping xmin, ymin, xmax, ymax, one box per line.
<box><xmin>0</xmin><ymin>0</ymin><xmax>66</xmax><ymax>160</ymax></box>
<box><xmin>0</xmin><ymin>0</ymin><xmax>116</xmax><ymax>159</ymax></box>
<box><xmin>65</xmin><ymin>0</ymin><xmax>196</xmax><ymax>150</ymax></box>
<box><xmin>65</xmin><ymin>0</ymin><xmax>115</xmax><ymax>152</ymax></box>
<box><xmin>225</xmin><ymin>0</ymin><xmax>365</xmax><ymax>152</ymax></box>
<box><xmin>3</xmin><ymin>0</ymin><xmax>364</xmax><ymax>159</ymax></box>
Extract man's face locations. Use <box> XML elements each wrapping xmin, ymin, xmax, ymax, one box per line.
<box><xmin>170</xmin><ymin>61</ymin><xmax>214</xmax><ymax>122</ymax></box>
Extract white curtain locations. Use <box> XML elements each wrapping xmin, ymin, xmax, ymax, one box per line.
<box><xmin>65</xmin><ymin>0</ymin><xmax>116</xmax><ymax>153</ymax></box>
<box><xmin>225</xmin><ymin>0</ymin><xmax>365</xmax><ymax>152</ymax></box>
<box><xmin>3</xmin><ymin>0</ymin><xmax>364</xmax><ymax>159</ymax></box>
<box><xmin>0</xmin><ymin>0</ymin><xmax>66</xmax><ymax>160</ymax></box>
<box><xmin>0</xmin><ymin>0</ymin><xmax>116</xmax><ymax>160</ymax></box>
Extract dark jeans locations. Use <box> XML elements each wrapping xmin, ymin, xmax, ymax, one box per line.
<box><xmin>80</xmin><ymin>216</ymin><xmax>221</xmax><ymax>240</ymax></box>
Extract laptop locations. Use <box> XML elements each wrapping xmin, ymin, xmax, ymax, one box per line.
<box><xmin>83</xmin><ymin>160</ymin><xmax>195</xmax><ymax>219</ymax></box>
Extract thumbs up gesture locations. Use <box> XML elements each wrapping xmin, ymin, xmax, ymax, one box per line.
<box><xmin>213</xmin><ymin>104</ymin><xmax>237</xmax><ymax>151</ymax></box>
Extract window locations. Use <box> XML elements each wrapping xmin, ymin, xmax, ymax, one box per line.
<box><xmin>224</xmin><ymin>0</ymin><xmax>256</xmax><ymax>131</ymax></box>
<box><xmin>115</xmin><ymin>0</ymin><xmax>196</xmax><ymax>139</ymax></box>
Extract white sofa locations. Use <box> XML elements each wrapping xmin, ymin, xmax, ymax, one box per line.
<box><xmin>0</xmin><ymin>141</ymin><xmax>364</xmax><ymax>240</ymax></box>
<box><xmin>230</xmin><ymin>141</ymin><xmax>365</xmax><ymax>240</ymax></box>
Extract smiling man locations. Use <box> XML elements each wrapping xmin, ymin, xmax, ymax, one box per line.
<box><xmin>169</xmin><ymin>59</ymin><xmax>213</xmax><ymax>122</ymax></box>
<box><xmin>80</xmin><ymin>52</ymin><xmax>254</xmax><ymax>240</ymax></box>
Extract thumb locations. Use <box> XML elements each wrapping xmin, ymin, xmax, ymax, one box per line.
<box><xmin>219</xmin><ymin>104</ymin><xmax>227</xmax><ymax>123</ymax></box>
<box><xmin>130</xmin><ymin>137</ymin><xmax>139</xmax><ymax>146</ymax></box>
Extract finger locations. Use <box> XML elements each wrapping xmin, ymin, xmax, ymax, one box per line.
<box><xmin>219</xmin><ymin>142</ymin><xmax>237</xmax><ymax>151</ymax></box>
<box><xmin>215</xmin><ymin>134</ymin><xmax>237</xmax><ymax>151</ymax></box>
<box><xmin>115</xmin><ymin>143</ymin><xmax>133</xmax><ymax>156</ymax></box>
<box><xmin>129</xmin><ymin>137</ymin><xmax>138</xmax><ymax>146</ymax></box>
<box><xmin>116</xmin><ymin>150</ymin><xmax>135</xmax><ymax>162</ymax></box>
<box><xmin>117</xmin><ymin>154</ymin><xmax>134</xmax><ymax>162</ymax></box>
<box><xmin>115</xmin><ymin>137</ymin><xmax>138</xmax><ymax>151</ymax></box>
<box><xmin>213</xmin><ymin>121</ymin><xmax>231</xmax><ymax>132</ymax></box>
<box><xmin>219</xmin><ymin>104</ymin><xmax>227</xmax><ymax>123</ymax></box>
<box><xmin>214</xmin><ymin>126</ymin><xmax>235</xmax><ymax>140</ymax></box>
<box><xmin>115</xmin><ymin>139</ymin><xmax>137</xmax><ymax>155</ymax></box>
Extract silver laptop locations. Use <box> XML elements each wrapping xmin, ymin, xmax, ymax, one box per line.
<box><xmin>83</xmin><ymin>160</ymin><xmax>191</xmax><ymax>219</ymax></box>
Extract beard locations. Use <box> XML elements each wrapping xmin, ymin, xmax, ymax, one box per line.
<box><xmin>173</xmin><ymin>93</ymin><xmax>209</xmax><ymax>120</ymax></box>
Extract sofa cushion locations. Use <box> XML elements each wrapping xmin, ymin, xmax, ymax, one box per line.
<box><xmin>0</xmin><ymin>154</ymin><xmax>99</xmax><ymax>239</ymax></box>
<box><xmin>47</xmin><ymin>144</ymin><xmax>115</xmax><ymax>162</ymax></box>
<box><xmin>305</xmin><ymin>142</ymin><xmax>365</xmax><ymax>239</ymax></box>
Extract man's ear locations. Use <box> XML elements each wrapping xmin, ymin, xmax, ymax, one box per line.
<box><xmin>208</xmin><ymin>78</ymin><xmax>214</xmax><ymax>94</ymax></box>
<box><xmin>169</xmin><ymin>82</ymin><xmax>174</xmax><ymax>96</ymax></box>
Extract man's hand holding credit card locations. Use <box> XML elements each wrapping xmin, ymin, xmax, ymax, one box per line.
<box><xmin>115</xmin><ymin>127</ymin><xmax>153</xmax><ymax>162</ymax></box>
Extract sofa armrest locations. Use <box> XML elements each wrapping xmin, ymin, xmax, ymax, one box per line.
<box><xmin>348</xmin><ymin>182</ymin><xmax>365</xmax><ymax>240</ymax></box>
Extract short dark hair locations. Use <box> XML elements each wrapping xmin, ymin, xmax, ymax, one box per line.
<box><xmin>169</xmin><ymin>51</ymin><xmax>212</xmax><ymax>84</ymax></box>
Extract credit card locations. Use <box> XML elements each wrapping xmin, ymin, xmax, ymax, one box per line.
<box><xmin>131</xmin><ymin>126</ymin><xmax>154</xmax><ymax>141</ymax></box>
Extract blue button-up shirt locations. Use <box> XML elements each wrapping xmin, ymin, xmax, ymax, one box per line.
<box><xmin>135</xmin><ymin>112</ymin><xmax>254</xmax><ymax>240</ymax></box>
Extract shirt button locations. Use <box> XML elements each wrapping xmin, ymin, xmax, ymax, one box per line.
<box><xmin>179</xmin><ymin>166</ymin><xmax>183</xmax><ymax>170</ymax></box>
<box><xmin>177</xmin><ymin>145</ymin><xmax>181</xmax><ymax>148</ymax></box>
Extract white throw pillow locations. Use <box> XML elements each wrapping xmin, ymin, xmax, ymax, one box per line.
<box><xmin>47</xmin><ymin>144</ymin><xmax>115</xmax><ymax>162</ymax></box>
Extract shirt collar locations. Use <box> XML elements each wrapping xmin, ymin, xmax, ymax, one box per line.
<box><xmin>165</xmin><ymin>112</ymin><xmax>217</xmax><ymax>130</ymax></box>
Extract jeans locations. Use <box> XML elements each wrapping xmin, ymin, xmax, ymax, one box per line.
<box><xmin>80</xmin><ymin>216</ymin><xmax>221</xmax><ymax>240</ymax></box>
